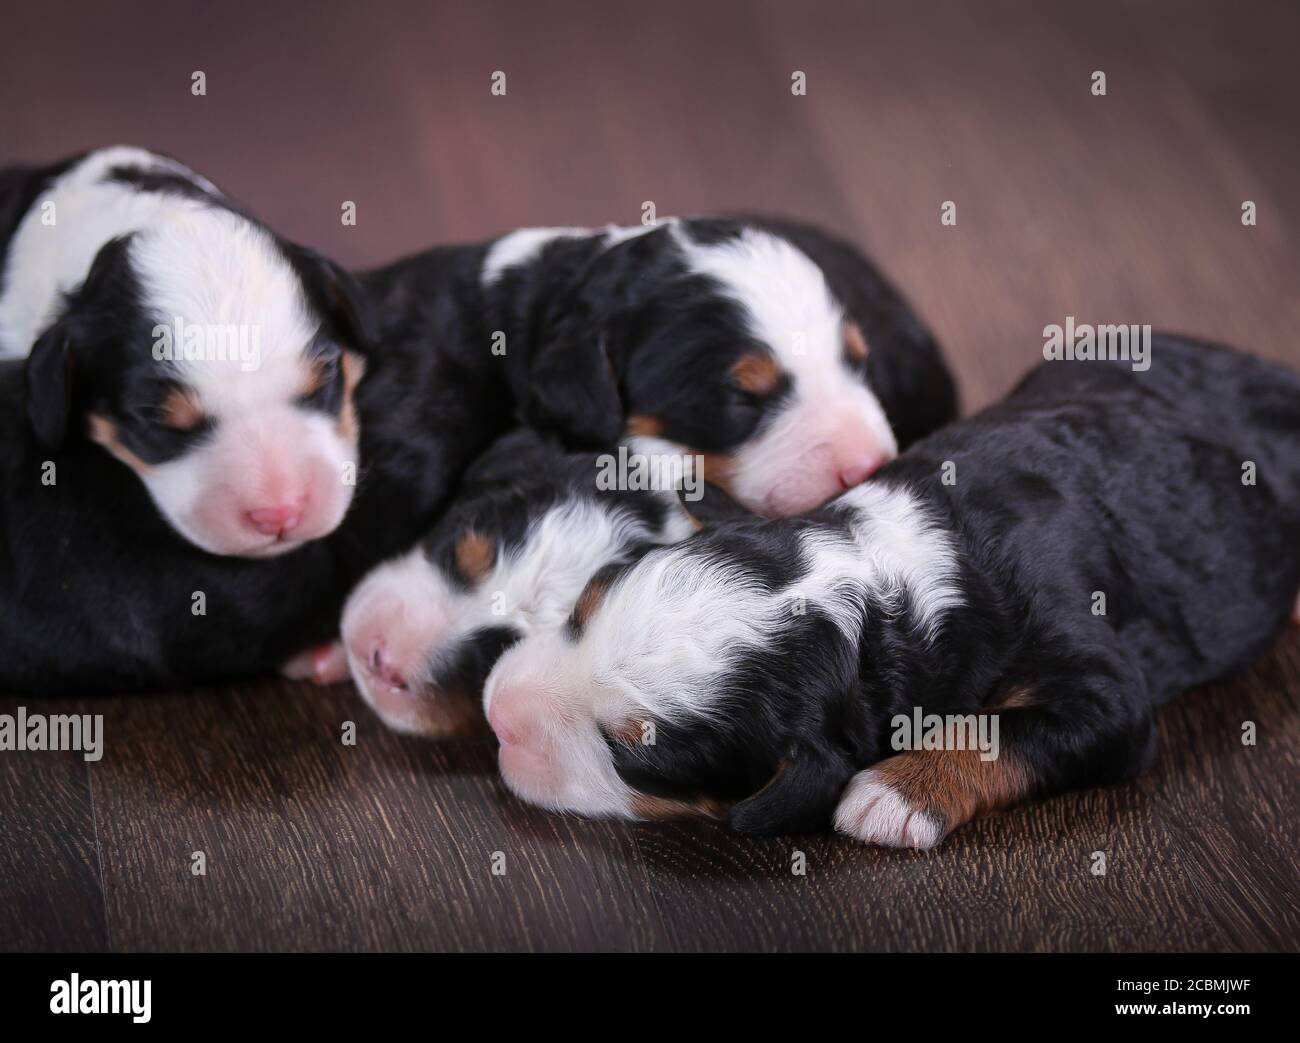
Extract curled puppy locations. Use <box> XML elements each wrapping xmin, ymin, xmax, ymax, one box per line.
<box><xmin>0</xmin><ymin>146</ymin><xmax>370</xmax><ymax>557</ymax></box>
<box><xmin>482</xmin><ymin>335</ymin><xmax>1300</xmax><ymax>847</ymax></box>
<box><xmin>340</xmin><ymin>429</ymin><xmax>694</xmax><ymax>736</ymax></box>
<box><xmin>487</xmin><ymin>216</ymin><xmax>955</xmax><ymax>515</ymax></box>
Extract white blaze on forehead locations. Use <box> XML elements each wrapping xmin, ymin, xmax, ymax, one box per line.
<box><xmin>672</xmin><ymin>223</ymin><xmax>844</xmax><ymax>375</ymax></box>
<box><xmin>130</xmin><ymin>206</ymin><xmax>319</xmax><ymax>412</ymax></box>
<box><xmin>0</xmin><ymin>146</ymin><xmax>221</xmax><ymax>357</ymax></box>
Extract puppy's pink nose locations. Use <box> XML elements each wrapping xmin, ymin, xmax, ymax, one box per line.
<box><xmin>838</xmin><ymin>458</ymin><xmax>882</xmax><ymax>490</ymax></box>
<box><xmin>246</xmin><ymin>501</ymin><xmax>304</xmax><ymax>536</ymax></box>
<box><xmin>363</xmin><ymin>639</ymin><xmax>407</xmax><ymax>690</ymax></box>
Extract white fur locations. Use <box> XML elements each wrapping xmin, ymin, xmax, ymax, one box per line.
<box><xmin>0</xmin><ymin>147</ymin><xmax>217</xmax><ymax>356</ymax></box>
<box><xmin>673</xmin><ymin>224</ymin><xmax>898</xmax><ymax>515</ymax></box>
<box><xmin>833</xmin><ymin>769</ymin><xmax>945</xmax><ymax>849</ymax></box>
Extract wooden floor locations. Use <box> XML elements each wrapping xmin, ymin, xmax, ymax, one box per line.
<box><xmin>2</xmin><ymin>0</ymin><xmax>1298</xmax><ymax>951</ymax></box>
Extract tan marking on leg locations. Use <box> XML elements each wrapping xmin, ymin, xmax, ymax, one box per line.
<box><xmin>873</xmin><ymin>747</ymin><xmax>1032</xmax><ymax>834</ymax></box>
<box><xmin>630</xmin><ymin>792</ymin><xmax>731</xmax><ymax>821</ymax></box>
<box><xmin>454</xmin><ymin>530</ymin><xmax>496</xmax><ymax>584</ymax></box>
<box><xmin>87</xmin><ymin>414</ymin><xmax>153</xmax><ymax>476</ymax></box>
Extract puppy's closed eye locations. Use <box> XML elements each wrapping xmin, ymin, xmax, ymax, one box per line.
<box><xmin>156</xmin><ymin>386</ymin><xmax>206</xmax><ymax>432</ymax></box>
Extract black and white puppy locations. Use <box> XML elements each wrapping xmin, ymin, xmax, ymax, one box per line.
<box><xmin>339</xmin><ymin>428</ymin><xmax>693</xmax><ymax>735</ymax></box>
<box><xmin>486</xmin><ymin>216</ymin><xmax>955</xmax><ymax>516</ymax></box>
<box><xmin>482</xmin><ymin>335</ymin><xmax>1300</xmax><ymax>847</ymax></box>
<box><xmin>0</xmin><ymin>146</ymin><xmax>368</xmax><ymax>557</ymax></box>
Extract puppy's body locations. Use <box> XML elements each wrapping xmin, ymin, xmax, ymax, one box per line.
<box><xmin>485</xmin><ymin>336</ymin><xmax>1300</xmax><ymax>846</ymax></box>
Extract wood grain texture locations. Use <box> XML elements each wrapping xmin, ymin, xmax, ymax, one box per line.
<box><xmin>0</xmin><ymin>0</ymin><xmax>1297</xmax><ymax>951</ymax></box>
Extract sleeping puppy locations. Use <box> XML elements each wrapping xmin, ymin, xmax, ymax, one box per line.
<box><xmin>339</xmin><ymin>429</ymin><xmax>694</xmax><ymax>735</ymax></box>
<box><xmin>0</xmin><ymin>146</ymin><xmax>367</xmax><ymax>557</ymax></box>
<box><xmin>0</xmin><ymin>172</ymin><xmax>510</xmax><ymax>694</ymax></box>
<box><xmin>487</xmin><ymin>216</ymin><xmax>955</xmax><ymax>516</ymax></box>
<box><xmin>481</xmin><ymin>335</ymin><xmax>1300</xmax><ymax>847</ymax></box>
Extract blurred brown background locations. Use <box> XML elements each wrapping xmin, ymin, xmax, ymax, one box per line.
<box><xmin>2</xmin><ymin>0</ymin><xmax>1298</xmax><ymax>952</ymax></box>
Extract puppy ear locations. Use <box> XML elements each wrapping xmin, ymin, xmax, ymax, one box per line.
<box><xmin>524</xmin><ymin>316</ymin><xmax>624</xmax><ymax>449</ymax></box>
<box><xmin>729</xmin><ymin>747</ymin><xmax>851</xmax><ymax>835</ymax></box>
<box><xmin>284</xmin><ymin>243</ymin><xmax>379</xmax><ymax>354</ymax></box>
<box><xmin>25</xmin><ymin>323</ymin><xmax>76</xmax><ymax>451</ymax></box>
<box><xmin>677</xmin><ymin>481</ymin><xmax>753</xmax><ymax>529</ymax></box>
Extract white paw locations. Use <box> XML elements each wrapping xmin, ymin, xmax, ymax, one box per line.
<box><xmin>834</xmin><ymin>769</ymin><xmax>945</xmax><ymax>849</ymax></box>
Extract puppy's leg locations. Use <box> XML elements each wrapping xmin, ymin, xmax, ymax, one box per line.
<box><xmin>836</xmin><ymin>650</ymin><xmax>1154</xmax><ymax>849</ymax></box>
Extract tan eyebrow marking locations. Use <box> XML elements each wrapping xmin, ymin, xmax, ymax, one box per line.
<box><xmin>572</xmin><ymin>572</ymin><xmax>615</xmax><ymax>629</ymax></box>
<box><xmin>337</xmin><ymin>351</ymin><xmax>366</xmax><ymax>440</ymax></box>
<box><xmin>844</xmin><ymin>320</ymin><xmax>870</xmax><ymax>362</ymax></box>
<box><xmin>87</xmin><ymin>414</ymin><xmax>154</xmax><ymax>476</ymax></box>
<box><xmin>455</xmin><ymin>530</ymin><xmax>496</xmax><ymax>583</ymax></box>
<box><xmin>158</xmin><ymin>386</ymin><xmax>205</xmax><ymax>431</ymax></box>
<box><xmin>731</xmin><ymin>351</ymin><xmax>783</xmax><ymax>395</ymax></box>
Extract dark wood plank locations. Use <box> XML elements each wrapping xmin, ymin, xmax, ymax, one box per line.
<box><xmin>89</xmin><ymin>680</ymin><xmax>667</xmax><ymax>951</ymax></box>
<box><xmin>0</xmin><ymin>696</ymin><xmax>108</xmax><ymax>952</ymax></box>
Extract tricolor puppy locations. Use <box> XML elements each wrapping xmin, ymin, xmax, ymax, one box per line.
<box><xmin>483</xmin><ymin>336</ymin><xmax>1300</xmax><ymax>847</ymax></box>
<box><xmin>0</xmin><ymin>146</ymin><xmax>371</xmax><ymax>557</ymax></box>
<box><xmin>0</xmin><ymin>155</ymin><xmax>512</xmax><ymax>694</ymax></box>
<box><xmin>488</xmin><ymin>216</ymin><xmax>955</xmax><ymax>516</ymax></box>
<box><xmin>340</xmin><ymin>429</ymin><xmax>694</xmax><ymax>735</ymax></box>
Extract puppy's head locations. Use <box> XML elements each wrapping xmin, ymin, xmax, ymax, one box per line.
<box><xmin>482</xmin><ymin>524</ymin><xmax>860</xmax><ymax>833</ymax></box>
<box><xmin>522</xmin><ymin>220</ymin><xmax>902</xmax><ymax>517</ymax></box>
<box><xmin>24</xmin><ymin>209</ymin><xmax>373</xmax><ymax>557</ymax></box>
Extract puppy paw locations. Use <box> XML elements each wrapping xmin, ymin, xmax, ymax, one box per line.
<box><xmin>280</xmin><ymin>640</ymin><xmax>350</xmax><ymax>685</ymax></box>
<box><xmin>833</xmin><ymin>769</ymin><xmax>946</xmax><ymax>849</ymax></box>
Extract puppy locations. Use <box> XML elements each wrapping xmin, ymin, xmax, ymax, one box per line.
<box><xmin>0</xmin><ymin>191</ymin><xmax>509</xmax><ymax>694</ymax></box>
<box><xmin>340</xmin><ymin>429</ymin><xmax>694</xmax><ymax>735</ymax></box>
<box><xmin>0</xmin><ymin>146</ymin><xmax>368</xmax><ymax>557</ymax></box>
<box><xmin>482</xmin><ymin>335</ymin><xmax>1300</xmax><ymax>847</ymax></box>
<box><xmin>486</xmin><ymin>216</ymin><xmax>956</xmax><ymax>515</ymax></box>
